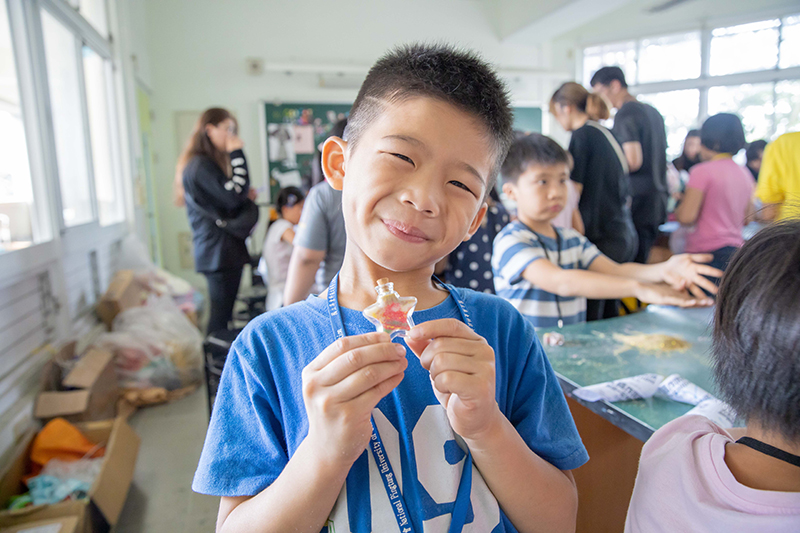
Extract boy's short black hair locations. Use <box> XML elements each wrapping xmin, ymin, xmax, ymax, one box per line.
<box><xmin>712</xmin><ymin>220</ymin><xmax>800</xmax><ymax>441</ymax></box>
<box><xmin>590</xmin><ymin>66</ymin><xmax>628</xmax><ymax>89</ymax></box>
<box><xmin>276</xmin><ymin>186</ymin><xmax>304</xmax><ymax>213</ymax></box>
<box><xmin>345</xmin><ymin>43</ymin><xmax>514</xmax><ymax>188</ymax></box>
<box><xmin>701</xmin><ymin>113</ymin><xmax>746</xmax><ymax>155</ymax></box>
<box><xmin>746</xmin><ymin>139</ymin><xmax>768</xmax><ymax>162</ymax></box>
<box><xmin>501</xmin><ymin>133</ymin><xmax>570</xmax><ymax>184</ymax></box>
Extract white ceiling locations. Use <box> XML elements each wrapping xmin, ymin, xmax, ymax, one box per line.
<box><xmin>486</xmin><ymin>0</ymin><xmax>799</xmax><ymax>45</ymax></box>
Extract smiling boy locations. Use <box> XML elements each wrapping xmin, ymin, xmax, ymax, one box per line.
<box><xmin>194</xmin><ymin>44</ymin><xmax>588</xmax><ymax>533</ymax></box>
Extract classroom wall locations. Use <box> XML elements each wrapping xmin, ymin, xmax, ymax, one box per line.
<box><xmin>141</xmin><ymin>0</ymin><xmax>564</xmax><ymax>287</ymax></box>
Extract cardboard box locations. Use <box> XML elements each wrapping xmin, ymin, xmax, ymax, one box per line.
<box><xmin>0</xmin><ymin>516</ymin><xmax>79</xmax><ymax>533</ymax></box>
<box><xmin>0</xmin><ymin>418</ymin><xmax>140</xmax><ymax>533</ymax></box>
<box><xmin>95</xmin><ymin>270</ymin><xmax>148</xmax><ymax>329</ymax></box>
<box><xmin>34</xmin><ymin>343</ymin><xmax>118</xmax><ymax>423</ymax></box>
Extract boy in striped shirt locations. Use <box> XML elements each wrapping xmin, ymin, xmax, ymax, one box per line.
<box><xmin>492</xmin><ymin>134</ymin><xmax>722</xmax><ymax>328</ymax></box>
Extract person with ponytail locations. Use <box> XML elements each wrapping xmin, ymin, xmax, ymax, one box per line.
<box><xmin>178</xmin><ymin>107</ymin><xmax>258</xmax><ymax>333</ymax></box>
<box><xmin>550</xmin><ymin>82</ymin><xmax>638</xmax><ymax>320</ymax></box>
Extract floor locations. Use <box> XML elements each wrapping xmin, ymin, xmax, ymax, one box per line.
<box><xmin>115</xmin><ymin>386</ymin><xmax>219</xmax><ymax>533</ymax></box>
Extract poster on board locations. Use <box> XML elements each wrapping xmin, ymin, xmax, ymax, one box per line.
<box><xmin>262</xmin><ymin>102</ymin><xmax>352</xmax><ymax>202</ymax></box>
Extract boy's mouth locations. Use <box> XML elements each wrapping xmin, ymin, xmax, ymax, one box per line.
<box><xmin>382</xmin><ymin>219</ymin><xmax>430</xmax><ymax>243</ymax></box>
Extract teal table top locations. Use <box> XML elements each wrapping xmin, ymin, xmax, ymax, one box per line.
<box><xmin>538</xmin><ymin>306</ymin><xmax>717</xmax><ymax>441</ymax></box>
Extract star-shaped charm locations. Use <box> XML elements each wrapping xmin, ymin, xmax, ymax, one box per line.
<box><xmin>363</xmin><ymin>278</ymin><xmax>417</xmax><ymax>340</ymax></box>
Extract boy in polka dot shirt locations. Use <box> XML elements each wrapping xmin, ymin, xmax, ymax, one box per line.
<box><xmin>442</xmin><ymin>189</ymin><xmax>510</xmax><ymax>293</ymax></box>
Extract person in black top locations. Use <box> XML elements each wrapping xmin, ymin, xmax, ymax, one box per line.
<box><xmin>550</xmin><ymin>82</ymin><xmax>638</xmax><ymax>320</ymax></box>
<box><xmin>591</xmin><ymin>66</ymin><xmax>668</xmax><ymax>264</ymax></box>
<box><xmin>673</xmin><ymin>129</ymin><xmax>701</xmax><ymax>173</ymax></box>
<box><xmin>178</xmin><ymin>107</ymin><xmax>258</xmax><ymax>333</ymax></box>
<box><xmin>745</xmin><ymin>139</ymin><xmax>768</xmax><ymax>182</ymax></box>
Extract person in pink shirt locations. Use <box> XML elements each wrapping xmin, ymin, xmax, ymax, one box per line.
<box><xmin>550</xmin><ymin>178</ymin><xmax>584</xmax><ymax>234</ymax></box>
<box><xmin>675</xmin><ymin>113</ymin><xmax>755</xmax><ymax>285</ymax></box>
<box><xmin>625</xmin><ymin>220</ymin><xmax>800</xmax><ymax>533</ymax></box>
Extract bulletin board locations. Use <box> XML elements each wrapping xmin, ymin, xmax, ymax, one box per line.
<box><xmin>261</xmin><ymin>102</ymin><xmax>351</xmax><ymax>202</ymax></box>
<box><xmin>260</xmin><ymin>102</ymin><xmax>541</xmax><ymax>202</ymax></box>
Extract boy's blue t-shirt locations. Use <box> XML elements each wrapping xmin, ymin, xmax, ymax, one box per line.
<box><xmin>193</xmin><ymin>287</ymin><xmax>588</xmax><ymax>533</ymax></box>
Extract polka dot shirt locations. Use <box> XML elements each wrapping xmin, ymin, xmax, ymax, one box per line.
<box><xmin>445</xmin><ymin>202</ymin><xmax>510</xmax><ymax>294</ymax></box>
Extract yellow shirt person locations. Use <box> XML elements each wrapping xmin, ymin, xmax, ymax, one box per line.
<box><xmin>756</xmin><ymin>131</ymin><xmax>800</xmax><ymax>221</ymax></box>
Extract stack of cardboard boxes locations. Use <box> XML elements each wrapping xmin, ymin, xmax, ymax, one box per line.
<box><xmin>0</xmin><ymin>272</ymin><xmax>152</xmax><ymax>533</ymax></box>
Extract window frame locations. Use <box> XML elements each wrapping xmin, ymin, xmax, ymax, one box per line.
<box><xmin>580</xmin><ymin>9</ymin><xmax>800</xmax><ymax>144</ymax></box>
<box><xmin>0</xmin><ymin>0</ymin><xmax>128</xmax><ymax>282</ymax></box>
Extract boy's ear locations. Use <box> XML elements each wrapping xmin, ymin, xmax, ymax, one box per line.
<box><xmin>502</xmin><ymin>182</ymin><xmax>517</xmax><ymax>203</ymax></box>
<box><xmin>321</xmin><ymin>136</ymin><xmax>347</xmax><ymax>191</ymax></box>
<box><xmin>463</xmin><ymin>203</ymin><xmax>489</xmax><ymax>241</ymax></box>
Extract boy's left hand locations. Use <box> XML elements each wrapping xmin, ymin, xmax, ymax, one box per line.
<box><xmin>660</xmin><ymin>253</ymin><xmax>724</xmax><ymax>299</ymax></box>
<box><xmin>406</xmin><ymin>319</ymin><xmax>500</xmax><ymax>440</ymax></box>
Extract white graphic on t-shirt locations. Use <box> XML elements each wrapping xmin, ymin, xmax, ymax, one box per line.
<box><xmin>326</xmin><ymin>405</ymin><xmax>501</xmax><ymax>532</ymax></box>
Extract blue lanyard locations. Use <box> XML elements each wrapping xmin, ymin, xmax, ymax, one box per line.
<box><xmin>325</xmin><ymin>273</ymin><xmax>474</xmax><ymax>533</ymax></box>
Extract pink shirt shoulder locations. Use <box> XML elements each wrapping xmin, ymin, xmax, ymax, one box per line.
<box><xmin>551</xmin><ymin>179</ymin><xmax>580</xmax><ymax>230</ymax></box>
<box><xmin>684</xmin><ymin>159</ymin><xmax>754</xmax><ymax>253</ymax></box>
<box><xmin>625</xmin><ymin>415</ymin><xmax>800</xmax><ymax>533</ymax></box>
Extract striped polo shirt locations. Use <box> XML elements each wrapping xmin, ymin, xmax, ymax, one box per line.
<box><xmin>492</xmin><ymin>221</ymin><xmax>602</xmax><ymax>328</ymax></box>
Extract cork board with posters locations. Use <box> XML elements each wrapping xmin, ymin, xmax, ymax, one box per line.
<box><xmin>261</xmin><ymin>103</ymin><xmax>351</xmax><ymax>201</ymax></box>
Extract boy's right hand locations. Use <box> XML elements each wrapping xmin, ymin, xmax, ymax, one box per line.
<box><xmin>634</xmin><ymin>282</ymin><xmax>713</xmax><ymax>308</ymax></box>
<box><xmin>301</xmin><ymin>332</ymin><xmax>407</xmax><ymax>469</ymax></box>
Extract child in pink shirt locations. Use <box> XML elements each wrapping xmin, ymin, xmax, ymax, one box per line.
<box><xmin>675</xmin><ymin>113</ymin><xmax>755</xmax><ymax>280</ymax></box>
<box><xmin>625</xmin><ymin>220</ymin><xmax>800</xmax><ymax>532</ymax></box>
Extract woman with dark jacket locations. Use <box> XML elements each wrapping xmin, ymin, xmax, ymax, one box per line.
<box><xmin>178</xmin><ymin>108</ymin><xmax>257</xmax><ymax>333</ymax></box>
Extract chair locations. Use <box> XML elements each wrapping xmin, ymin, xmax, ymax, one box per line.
<box><xmin>203</xmin><ymin>327</ymin><xmax>242</xmax><ymax>418</ymax></box>
<box><xmin>233</xmin><ymin>254</ymin><xmax>268</xmax><ymax>324</ymax></box>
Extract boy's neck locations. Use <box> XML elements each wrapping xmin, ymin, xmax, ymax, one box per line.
<box><xmin>335</xmin><ymin>245</ymin><xmax>449</xmax><ymax>312</ymax></box>
<box><xmin>725</xmin><ymin>423</ymin><xmax>800</xmax><ymax>492</ymax></box>
<box><xmin>517</xmin><ymin>214</ymin><xmax>557</xmax><ymax>238</ymax></box>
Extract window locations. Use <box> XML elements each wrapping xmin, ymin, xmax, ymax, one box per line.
<box><xmin>775</xmin><ymin>80</ymin><xmax>800</xmax><ymax>136</ymax></box>
<box><xmin>780</xmin><ymin>15</ymin><xmax>800</xmax><ymax>69</ymax></box>
<box><xmin>708</xmin><ymin>84</ymin><xmax>776</xmax><ymax>142</ymax></box>
<box><xmin>638</xmin><ymin>90</ymin><xmax>700</xmax><ymax>161</ymax></box>
<box><xmin>583</xmin><ymin>41</ymin><xmax>637</xmax><ymax>87</ymax></box>
<box><xmin>710</xmin><ymin>20</ymin><xmax>780</xmax><ymax>76</ymax></box>
<box><xmin>83</xmin><ymin>46</ymin><xmax>123</xmax><ymax>225</ymax></box>
<box><xmin>0</xmin><ymin>0</ymin><xmax>35</xmax><ymax>252</ymax></box>
<box><xmin>71</xmin><ymin>0</ymin><xmax>108</xmax><ymax>37</ymax></box>
<box><xmin>41</xmin><ymin>8</ymin><xmax>94</xmax><ymax>227</ymax></box>
<box><xmin>582</xmin><ymin>12</ymin><xmax>800</xmax><ymax>145</ymax></box>
<box><xmin>638</xmin><ymin>32</ymin><xmax>701</xmax><ymax>83</ymax></box>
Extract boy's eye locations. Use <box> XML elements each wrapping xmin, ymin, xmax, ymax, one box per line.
<box><xmin>392</xmin><ymin>153</ymin><xmax>414</xmax><ymax>166</ymax></box>
<box><xmin>449</xmin><ymin>180</ymin><xmax>473</xmax><ymax>194</ymax></box>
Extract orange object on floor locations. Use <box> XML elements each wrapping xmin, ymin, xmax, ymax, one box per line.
<box><xmin>28</xmin><ymin>418</ymin><xmax>105</xmax><ymax>476</ymax></box>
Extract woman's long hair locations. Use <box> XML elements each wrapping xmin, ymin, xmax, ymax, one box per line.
<box><xmin>549</xmin><ymin>82</ymin><xmax>610</xmax><ymax>122</ymax></box>
<box><xmin>173</xmin><ymin>107</ymin><xmax>235</xmax><ymax>206</ymax></box>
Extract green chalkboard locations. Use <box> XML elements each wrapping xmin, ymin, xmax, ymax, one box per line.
<box><xmin>263</xmin><ymin>102</ymin><xmax>351</xmax><ymax>201</ymax></box>
<box><xmin>512</xmin><ymin>106</ymin><xmax>543</xmax><ymax>134</ymax></box>
<box><xmin>538</xmin><ymin>306</ymin><xmax>718</xmax><ymax>433</ymax></box>
<box><xmin>262</xmin><ymin>102</ymin><xmax>541</xmax><ymax>201</ymax></box>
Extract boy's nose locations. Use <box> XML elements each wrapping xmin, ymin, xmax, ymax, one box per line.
<box><xmin>398</xmin><ymin>176</ymin><xmax>441</xmax><ymax>216</ymax></box>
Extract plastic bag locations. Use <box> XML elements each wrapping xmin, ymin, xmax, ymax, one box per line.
<box><xmin>95</xmin><ymin>296</ymin><xmax>203</xmax><ymax>390</ymax></box>
<box><xmin>118</xmin><ymin>235</ymin><xmax>203</xmax><ymax>317</ymax></box>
